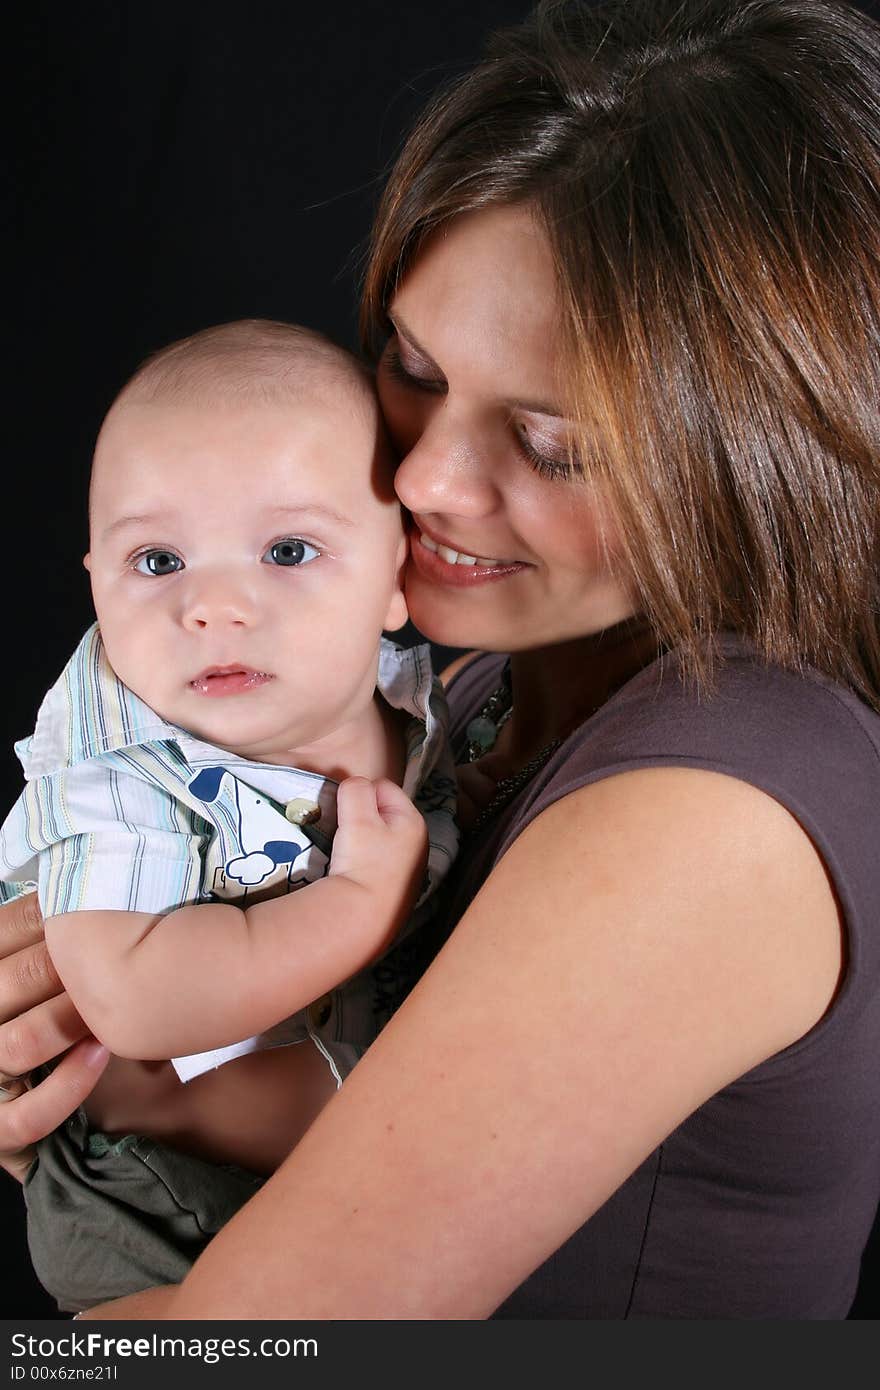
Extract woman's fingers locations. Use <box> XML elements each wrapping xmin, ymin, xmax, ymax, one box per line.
<box><xmin>0</xmin><ymin>938</ymin><xmax>65</xmax><ymax>1025</ymax></box>
<box><xmin>0</xmin><ymin>1037</ymin><xmax>109</xmax><ymax>1181</ymax></box>
<box><xmin>0</xmin><ymin>894</ymin><xmax>104</xmax><ymax>1181</ymax></box>
<box><xmin>0</xmin><ymin>992</ymin><xmax>90</xmax><ymax>1079</ymax></box>
<box><xmin>0</xmin><ymin>892</ymin><xmax>45</xmax><ymax>958</ymax></box>
<box><xmin>0</xmin><ymin>893</ymin><xmax>65</xmax><ymax>1029</ymax></box>
<box><xmin>0</xmin><ymin>1139</ymin><xmax>35</xmax><ymax>1184</ymax></box>
<box><xmin>0</xmin><ymin>894</ymin><xmax>103</xmax><ymax>1181</ymax></box>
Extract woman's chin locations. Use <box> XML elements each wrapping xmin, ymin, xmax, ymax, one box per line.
<box><xmin>403</xmin><ymin>571</ymin><xmax>469</xmax><ymax>640</ymax></box>
<box><xmin>403</xmin><ymin>584</ymin><xmax>517</xmax><ymax>653</ymax></box>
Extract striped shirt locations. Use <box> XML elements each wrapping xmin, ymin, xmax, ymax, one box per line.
<box><xmin>0</xmin><ymin>624</ymin><xmax>458</xmax><ymax>1083</ymax></box>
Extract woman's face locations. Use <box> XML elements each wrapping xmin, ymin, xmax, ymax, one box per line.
<box><xmin>377</xmin><ymin>203</ymin><xmax>638</xmax><ymax>654</ymax></box>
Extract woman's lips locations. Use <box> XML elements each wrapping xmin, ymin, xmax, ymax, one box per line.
<box><xmin>189</xmin><ymin>666</ymin><xmax>274</xmax><ymax>697</ymax></box>
<box><xmin>410</xmin><ymin>528</ymin><xmax>525</xmax><ymax>586</ymax></box>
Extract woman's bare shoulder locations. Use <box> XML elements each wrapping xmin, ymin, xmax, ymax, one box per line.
<box><xmin>503</xmin><ymin>765</ymin><xmax>842</xmax><ymax>1041</ymax></box>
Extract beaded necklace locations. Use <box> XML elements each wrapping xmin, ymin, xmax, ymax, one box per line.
<box><xmin>462</xmin><ymin>620</ymin><xmax>659</xmax><ymax>833</ymax></box>
<box><xmin>464</xmin><ymin>663</ymin><xmax>562</xmax><ymax>832</ymax></box>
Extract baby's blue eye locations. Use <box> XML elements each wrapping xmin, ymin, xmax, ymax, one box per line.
<box><xmin>264</xmin><ymin>538</ymin><xmax>320</xmax><ymax>567</ymax></box>
<box><xmin>134</xmin><ymin>550</ymin><xmax>184</xmax><ymax>576</ymax></box>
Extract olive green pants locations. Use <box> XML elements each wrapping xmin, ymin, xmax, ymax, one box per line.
<box><xmin>24</xmin><ymin>1106</ymin><xmax>264</xmax><ymax>1313</ymax></box>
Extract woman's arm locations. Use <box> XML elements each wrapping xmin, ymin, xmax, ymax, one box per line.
<box><xmin>96</xmin><ymin>765</ymin><xmax>842</xmax><ymax>1318</ymax></box>
<box><xmin>0</xmin><ymin>894</ymin><xmax>109</xmax><ymax>1181</ymax></box>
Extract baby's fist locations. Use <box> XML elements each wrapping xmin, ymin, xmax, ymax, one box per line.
<box><xmin>328</xmin><ymin>779</ymin><xmax>428</xmax><ymax>956</ymax></box>
<box><xmin>330</xmin><ymin>778</ymin><xmax>427</xmax><ymax>882</ymax></box>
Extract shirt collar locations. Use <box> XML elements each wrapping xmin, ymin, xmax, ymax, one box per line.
<box><xmin>21</xmin><ymin>625</ymin><xmax>172</xmax><ymax>778</ymax></box>
<box><xmin>19</xmin><ymin>623</ymin><xmax>447</xmax><ymax>790</ymax></box>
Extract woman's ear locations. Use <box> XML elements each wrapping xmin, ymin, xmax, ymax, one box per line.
<box><xmin>382</xmin><ymin>534</ymin><xmax>409</xmax><ymax>633</ymax></box>
<box><xmin>83</xmin><ymin>553</ymin><xmax>91</xmax><ymax>572</ymax></box>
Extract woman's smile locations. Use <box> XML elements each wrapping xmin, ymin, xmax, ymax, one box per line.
<box><xmin>411</xmin><ymin>522</ymin><xmax>525</xmax><ymax>583</ymax></box>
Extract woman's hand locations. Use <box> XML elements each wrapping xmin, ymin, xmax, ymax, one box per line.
<box><xmin>0</xmin><ymin>893</ymin><xmax>109</xmax><ymax>1180</ymax></box>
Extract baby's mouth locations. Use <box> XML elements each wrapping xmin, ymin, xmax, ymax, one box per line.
<box><xmin>189</xmin><ymin>665</ymin><xmax>274</xmax><ymax>697</ymax></box>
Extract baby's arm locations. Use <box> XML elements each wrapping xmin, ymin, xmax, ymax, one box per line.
<box><xmin>44</xmin><ymin>778</ymin><xmax>427</xmax><ymax>1060</ymax></box>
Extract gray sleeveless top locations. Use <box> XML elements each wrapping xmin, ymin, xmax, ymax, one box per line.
<box><xmin>441</xmin><ymin>637</ymin><xmax>880</xmax><ymax>1318</ymax></box>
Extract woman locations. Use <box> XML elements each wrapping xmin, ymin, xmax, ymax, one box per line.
<box><xmin>2</xmin><ymin>0</ymin><xmax>880</xmax><ymax>1318</ymax></box>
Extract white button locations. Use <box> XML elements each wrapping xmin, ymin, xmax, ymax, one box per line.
<box><xmin>285</xmin><ymin>798</ymin><xmax>321</xmax><ymax>826</ymax></box>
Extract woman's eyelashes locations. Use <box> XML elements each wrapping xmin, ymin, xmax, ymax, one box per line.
<box><xmin>382</xmin><ymin>344</ymin><xmax>446</xmax><ymax>394</ymax></box>
<box><xmin>129</xmin><ymin>537</ymin><xmax>321</xmax><ymax>576</ymax></box>
<box><xmin>513</xmin><ymin>423</ymin><xmax>575</xmax><ymax>481</ymax></box>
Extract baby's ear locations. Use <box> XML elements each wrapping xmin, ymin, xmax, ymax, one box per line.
<box><xmin>382</xmin><ymin>534</ymin><xmax>409</xmax><ymax>633</ymax></box>
<box><xmin>82</xmin><ymin>552</ymin><xmax>91</xmax><ymax>572</ymax></box>
<box><xmin>383</xmin><ymin>590</ymin><xmax>408</xmax><ymax>633</ymax></box>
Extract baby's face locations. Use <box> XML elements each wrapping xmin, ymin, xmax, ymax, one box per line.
<box><xmin>86</xmin><ymin>390</ymin><xmax>407</xmax><ymax>766</ymax></box>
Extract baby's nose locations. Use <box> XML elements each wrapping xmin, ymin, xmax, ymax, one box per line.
<box><xmin>180</xmin><ymin>576</ymin><xmax>258</xmax><ymax>629</ymax></box>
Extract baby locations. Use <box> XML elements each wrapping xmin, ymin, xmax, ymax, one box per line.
<box><xmin>0</xmin><ymin>319</ymin><xmax>457</xmax><ymax>1311</ymax></box>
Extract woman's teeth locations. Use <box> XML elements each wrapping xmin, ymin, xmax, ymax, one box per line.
<box><xmin>418</xmin><ymin>532</ymin><xmax>508</xmax><ymax>567</ymax></box>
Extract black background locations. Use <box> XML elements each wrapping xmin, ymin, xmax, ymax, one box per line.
<box><xmin>7</xmin><ymin>0</ymin><xmax>879</xmax><ymax>1319</ymax></box>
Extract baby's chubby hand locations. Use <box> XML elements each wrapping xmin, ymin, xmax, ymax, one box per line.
<box><xmin>328</xmin><ymin>778</ymin><xmax>428</xmax><ymax>957</ymax></box>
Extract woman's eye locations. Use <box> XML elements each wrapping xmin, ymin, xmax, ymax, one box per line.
<box><xmin>515</xmin><ymin>422</ymin><xmax>575</xmax><ymax>482</ymax></box>
<box><xmin>263</xmin><ymin>538</ymin><xmax>320</xmax><ymax>567</ymax></box>
<box><xmin>133</xmin><ymin>549</ymin><xmax>184</xmax><ymax>576</ymax></box>
<box><xmin>382</xmin><ymin>345</ymin><xmax>447</xmax><ymax>395</ymax></box>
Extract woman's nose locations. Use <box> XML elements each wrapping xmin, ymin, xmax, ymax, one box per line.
<box><xmin>179</xmin><ymin>573</ymin><xmax>259</xmax><ymax>631</ymax></box>
<box><xmin>393</xmin><ymin>414</ymin><xmax>500</xmax><ymax>518</ymax></box>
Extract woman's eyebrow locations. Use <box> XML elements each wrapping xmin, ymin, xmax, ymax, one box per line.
<box><xmin>508</xmin><ymin>397</ymin><xmax>567</xmax><ymax>419</ymax></box>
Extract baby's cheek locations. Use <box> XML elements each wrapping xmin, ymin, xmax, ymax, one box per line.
<box><xmin>98</xmin><ymin>623</ymin><xmax>156</xmax><ymax>701</ymax></box>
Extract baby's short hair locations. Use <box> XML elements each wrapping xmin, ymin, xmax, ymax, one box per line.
<box><xmin>115</xmin><ymin>318</ymin><xmax>376</xmax><ymax>417</ymax></box>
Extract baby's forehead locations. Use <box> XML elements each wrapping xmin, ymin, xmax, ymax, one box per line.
<box><xmin>90</xmin><ymin>388</ymin><xmax>396</xmax><ymax>531</ymax></box>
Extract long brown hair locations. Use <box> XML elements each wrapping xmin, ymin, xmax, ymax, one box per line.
<box><xmin>362</xmin><ymin>0</ymin><xmax>880</xmax><ymax>704</ymax></box>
